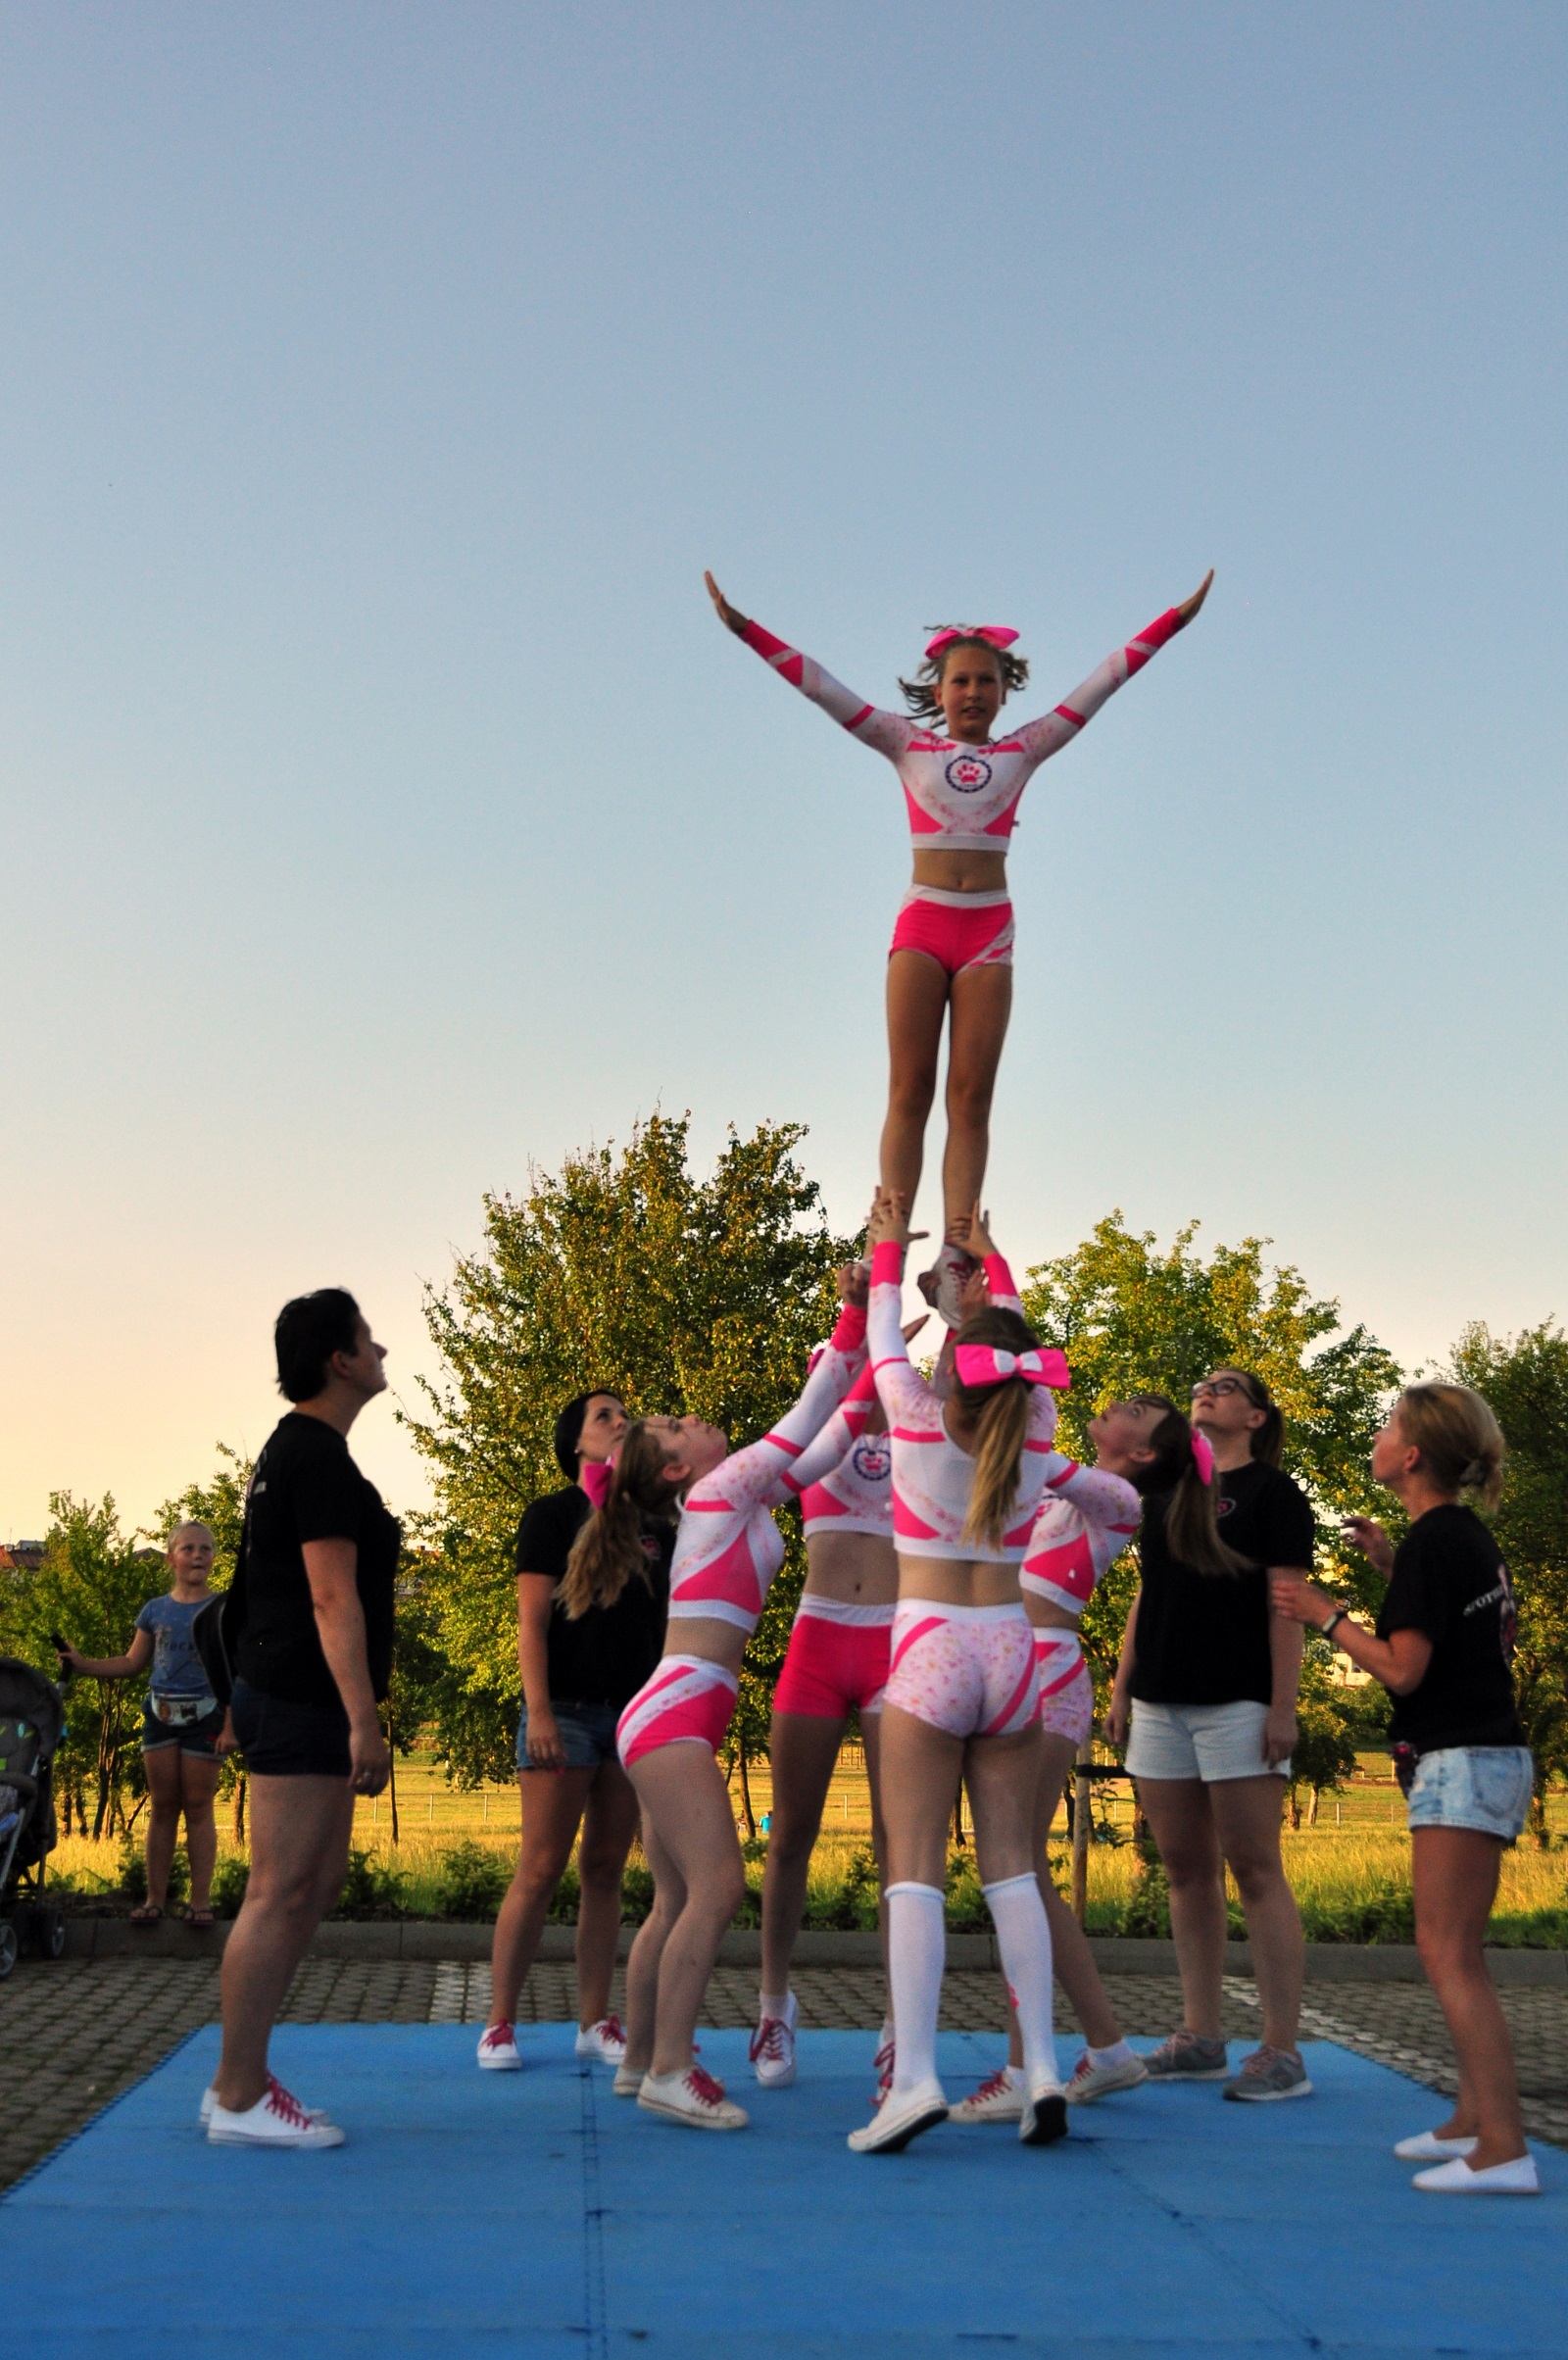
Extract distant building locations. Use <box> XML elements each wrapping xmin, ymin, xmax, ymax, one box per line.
<box><xmin>0</xmin><ymin>1541</ymin><xmax>46</xmax><ymax>1575</ymax></box>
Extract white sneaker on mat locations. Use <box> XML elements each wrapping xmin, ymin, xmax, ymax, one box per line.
<box><xmin>199</xmin><ymin>2085</ymin><xmax>328</xmax><ymax>2128</ymax></box>
<box><xmin>207</xmin><ymin>2077</ymin><xmax>345</xmax><ymax>2149</ymax></box>
<box><xmin>848</xmin><ymin>2076</ymin><xmax>948</xmax><ymax>2154</ymax></box>
<box><xmin>1413</xmin><ymin>2152</ymin><xmax>1539</xmax><ymax>2194</ymax></box>
<box><xmin>637</xmin><ymin>2064</ymin><xmax>750</xmax><ymax>2130</ymax></box>
<box><xmin>1065</xmin><ymin>2049</ymin><xmax>1149</xmax><ymax>2105</ymax></box>
<box><xmin>1395</xmin><ymin>2130</ymin><xmax>1478</xmax><ymax>2161</ymax></box>
<box><xmin>612</xmin><ymin>2061</ymin><xmax>647</xmax><ymax>2097</ymax></box>
<box><xmin>476</xmin><ymin>2021</ymin><xmax>521</xmax><ymax>2071</ymax></box>
<box><xmin>574</xmin><ymin>2015</ymin><xmax>627</xmax><ymax>2064</ymax></box>
<box><xmin>949</xmin><ymin>2066</ymin><xmax>1024</xmax><ymax>2125</ymax></box>
<box><xmin>1019</xmin><ymin>2072</ymin><xmax>1069</xmax><ymax>2146</ymax></box>
<box><xmin>750</xmin><ymin>1993</ymin><xmax>798</xmax><ymax>2088</ymax></box>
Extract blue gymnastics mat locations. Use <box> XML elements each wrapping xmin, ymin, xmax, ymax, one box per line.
<box><xmin>4</xmin><ymin>2026</ymin><xmax>1563</xmax><ymax>2358</ymax></box>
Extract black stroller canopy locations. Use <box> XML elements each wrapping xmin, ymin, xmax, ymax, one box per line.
<box><xmin>0</xmin><ymin>1659</ymin><xmax>65</xmax><ymax>1761</ymax></box>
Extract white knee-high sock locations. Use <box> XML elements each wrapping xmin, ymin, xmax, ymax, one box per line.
<box><xmin>886</xmin><ymin>1882</ymin><xmax>945</xmax><ymax>2093</ymax></box>
<box><xmin>984</xmin><ymin>1873</ymin><xmax>1057</xmax><ymax>2086</ymax></box>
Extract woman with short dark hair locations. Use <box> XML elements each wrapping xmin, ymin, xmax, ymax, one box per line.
<box><xmin>475</xmin><ymin>1387</ymin><xmax>672</xmax><ymax>2075</ymax></box>
<box><xmin>207</xmin><ymin>1288</ymin><xmax>397</xmax><ymax>2150</ymax></box>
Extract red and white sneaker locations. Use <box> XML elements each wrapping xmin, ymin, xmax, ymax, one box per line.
<box><xmin>574</xmin><ymin>2015</ymin><xmax>627</xmax><ymax>2064</ymax></box>
<box><xmin>1065</xmin><ymin>2048</ymin><xmax>1150</xmax><ymax>2105</ymax></box>
<box><xmin>949</xmin><ymin>2067</ymin><xmax>1024</xmax><ymax>2125</ymax></box>
<box><xmin>476</xmin><ymin>2021</ymin><xmax>522</xmax><ymax>2072</ymax></box>
<box><xmin>207</xmin><ymin>2075</ymin><xmax>345</xmax><ymax>2149</ymax></box>
<box><xmin>199</xmin><ymin>2084</ymin><xmax>327</xmax><ymax>2128</ymax></box>
<box><xmin>750</xmin><ymin>1994</ymin><xmax>798</xmax><ymax>2088</ymax></box>
<box><xmin>637</xmin><ymin>2064</ymin><xmax>750</xmax><ymax>2130</ymax></box>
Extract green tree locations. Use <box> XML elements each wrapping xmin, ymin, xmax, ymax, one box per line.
<box><xmin>1285</xmin><ymin>1663</ymin><xmax>1362</xmax><ymax>1829</ymax></box>
<box><xmin>150</xmin><ymin>1446</ymin><xmax>251</xmax><ymax>1584</ymax></box>
<box><xmin>1449</xmin><ymin>1320</ymin><xmax>1568</xmax><ymax>1844</ymax></box>
<box><xmin>404</xmin><ymin>1114</ymin><xmax>858</xmax><ymax>1788</ymax></box>
<box><xmin>1019</xmin><ymin>1214</ymin><xmax>1402</xmax><ymax>1707</ymax></box>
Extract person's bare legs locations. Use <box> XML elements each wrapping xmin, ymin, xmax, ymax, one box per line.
<box><xmin>629</xmin><ymin>1745</ymin><xmax>747</xmax><ymax>2078</ymax></box>
<box><xmin>881</xmin><ymin>952</ymin><xmax>949</xmax><ymax>1208</ymax></box>
<box><xmin>215</xmin><ymin>1775</ymin><xmax>355</xmax><ymax>2111</ymax></box>
<box><xmin>862</xmin><ymin>1712</ymin><xmax>890</xmax><ymax>1973</ymax></box>
<box><xmin>574</xmin><ymin>1757</ymin><xmax>641</xmax><ymax>2030</ymax></box>
<box><xmin>941</xmin><ymin>962</ymin><xmax>1012</xmax><ymax>1228</ymax></box>
<box><xmin>488</xmin><ymin>1765</ymin><xmax>597</xmax><ymax>2028</ymax></box>
<box><xmin>1413</xmin><ymin>1827</ymin><xmax>1527</xmax><ymax>2168</ymax></box>
<box><xmin>178</xmin><ymin>1752</ymin><xmax>222</xmax><ymax>1913</ymax></box>
<box><xmin>1207</xmin><ymin>1774</ymin><xmax>1303</xmax><ymax>2053</ymax></box>
<box><xmin>1135</xmin><ymin>1778</ymin><xmax>1227</xmax><ymax>2040</ymax></box>
<box><xmin>141</xmin><ymin>1746</ymin><xmax>184</xmax><ymax>1909</ymax></box>
<box><xmin>1005</xmin><ymin>1733</ymin><xmax>1122</xmax><ymax>2066</ymax></box>
<box><xmin>760</xmin><ymin>1712</ymin><xmax>846</xmax><ymax>1999</ymax></box>
<box><xmin>621</xmin><ymin>1811</ymin><xmax>681</xmax><ymax>2078</ymax></box>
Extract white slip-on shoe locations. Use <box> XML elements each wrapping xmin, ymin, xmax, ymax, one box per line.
<box><xmin>637</xmin><ymin>2064</ymin><xmax>750</xmax><ymax>2130</ymax></box>
<box><xmin>207</xmin><ymin>2077</ymin><xmax>346</xmax><ymax>2149</ymax></box>
<box><xmin>1395</xmin><ymin>2130</ymin><xmax>1479</xmax><ymax>2162</ymax></box>
<box><xmin>612</xmin><ymin>2060</ymin><xmax>648</xmax><ymax>2097</ymax></box>
<box><xmin>848</xmin><ymin>2076</ymin><xmax>948</xmax><ymax>2154</ymax></box>
<box><xmin>199</xmin><ymin>2085</ymin><xmax>328</xmax><ymax>2129</ymax></box>
<box><xmin>574</xmin><ymin>2015</ymin><xmax>627</xmax><ymax>2064</ymax></box>
<box><xmin>949</xmin><ymin>2067</ymin><xmax>1024</xmax><ymax>2125</ymax></box>
<box><xmin>750</xmin><ymin>1994</ymin><xmax>798</xmax><ymax>2089</ymax></box>
<box><xmin>1064</xmin><ymin>2049</ymin><xmax>1149</xmax><ymax>2105</ymax></box>
<box><xmin>1019</xmin><ymin>2073</ymin><xmax>1069</xmax><ymax>2146</ymax></box>
<box><xmin>1413</xmin><ymin>2152</ymin><xmax>1539</xmax><ymax>2194</ymax></box>
<box><xmin>476</xmin><ymin>2021</ymin><xmax>522</xmax><ymax>2072</ymax></box>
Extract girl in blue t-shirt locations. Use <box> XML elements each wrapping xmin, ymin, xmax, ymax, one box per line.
<box><xmin>59</xmin><ymin>1520</ymin><xmax>234</xmax><ymax>1926</ymax></box>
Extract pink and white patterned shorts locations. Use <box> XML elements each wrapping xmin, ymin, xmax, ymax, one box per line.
<box><xmin>1034</xmin><ymin>1639</ymin><xmax>1094</xmax><ymax>1746</ymax></box>
<box><xmin>883</xmin><ymin>1599</ymin><xmax>1039</xmax><ymax>1739</ymax></box>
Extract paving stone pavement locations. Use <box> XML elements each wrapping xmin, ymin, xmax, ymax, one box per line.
<box><xmin>5</xmin><ymin>1953</ymin><xmax>1567</xmax><ymax>2193</ymax></box>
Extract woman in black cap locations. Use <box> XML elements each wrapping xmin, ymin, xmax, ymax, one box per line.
<box><xmin>477</xmin><ymin>1388</ymin><xmax>672</xmax><ymax>2072</ymax></box>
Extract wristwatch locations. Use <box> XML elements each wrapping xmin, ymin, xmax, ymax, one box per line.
<box><xmin>1319</xmin><ymin>1606</ymin><xmax>1347</xmax><ymax>1640</ymax></box>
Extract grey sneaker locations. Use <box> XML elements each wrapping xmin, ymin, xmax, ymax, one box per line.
<box><xmin>1222</xmin><ymin>2043</ymin><xmax>1313</xmax><ymax>2102</ymax></box>
<box><xmin>1143</xmin><ymin>2031</ymin><xmax>1231</xmax><ymax>2082</ymax></box>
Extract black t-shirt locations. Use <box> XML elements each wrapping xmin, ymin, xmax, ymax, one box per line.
<box><xmin>1377</xmin><ymin>1503</ymin><xmax>1524</xmax><ymax>1752</ymax></box>
<box><xmin>237</xmin><ymin>1413</ymin><xmax>402</xmax><ymax>1708</ymax></box>
<box><xmin>1131</xmin><ymin>1457</ymin><xmax>1316</xmax><ymax>1708</ymax></box>
<box><xmin>514</xmin><ymin>1486</ymin><xmax>671</xmax><ymax>1713</ymax></box>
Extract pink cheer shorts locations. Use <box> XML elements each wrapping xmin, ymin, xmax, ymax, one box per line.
<box><xmin>1034</xmin><ymin>1632</ymin><xmax>1094</xmax><ymax>1746</ymax></box>
<box><xmin>883</xmin><ymin>1598</ymin><xmax>1040</xmax><ymax>1740</ymax></box>
<box><xmin>616</xmin><ymin>1655</ymin><xmax>739</xmax><ymax>1771</ymax></box>
<box><xmin>773</xmin><ymin>1596</ymin><xmax>894</xmax><ymax>1721</ymax></box>
<box><xmin>888</xmin><ymin>887</ymin><xmax>1014</xmax><ymax>977</ymax></box>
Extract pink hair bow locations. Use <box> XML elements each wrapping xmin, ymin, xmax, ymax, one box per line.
<box><xmin>954</xmin><ymin>1344</ymin><xmax>1070</xmax><ymax>1393</ymax></box>
<box><xmin>1191</xmin><ymin>1431</ymin><xmax>1215</xmax><ymax>1486</ymax></box>
<box><xmin>924</xmin><ymin>625</ymin><xmax>1019</xmax><ymax>661</ymax></box>
<box><xmin>581</xmin><ymin>1457</ymin><xmax>615</xmax><ymax>1509</ymax></box>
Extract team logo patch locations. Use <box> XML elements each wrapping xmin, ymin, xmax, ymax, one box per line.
<box><xmin>852</xmin><ymin>1439</ymin><xmax>892</xmax><ymax>1483</ymax></box>
<box><xmin>944</xmin><ymin>752</ymin><xmax>993</xmax><ymax>795</ymax></box>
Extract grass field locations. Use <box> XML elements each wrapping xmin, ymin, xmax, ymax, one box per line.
<box><xmin>48</xmin><ymin>1744</ymin><xmax>1568</xmax><ymax>1942</ymax></box>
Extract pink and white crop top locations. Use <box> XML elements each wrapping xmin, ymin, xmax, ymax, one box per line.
<box><xmin>740</xmin><ymin>609</ymin><xmax>1182</xmax><ymax>856</ymax></box>
<box><xmin>664</xmin><ymin>1303</ymin><xmax>869</xmax><ymax>1637</ymax></box>
<box><xmin>867</xmin><ymin>1240</ymin><xmax>1065</xmax><ymax>1562</ymax></box>
<box><xmin>799</xmin><ymin>1362</ymin><xmax>892</xmax><ymax>1543</ymax></box>
<box><xmin>1020</xmin><ymin>1465</ymin><xmax>1141</xmax><ymax>1614</ymax></box>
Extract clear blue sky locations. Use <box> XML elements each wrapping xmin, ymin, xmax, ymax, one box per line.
<box><xmin>4</xmin><ymin>2</ymin><xmax>1565</xmax><ymax>1538</ymax></box>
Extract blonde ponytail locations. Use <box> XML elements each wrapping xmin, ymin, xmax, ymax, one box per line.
<box><xmin>952</xmin><ymin>1306</ymin><xmax>1045</xmax><ymax>1550</ymax></box>
<box><xmin>560</xmin><ymin>1422</ymin><xmax>682</xmax><ymax>1618</ymax></box>
<box><xmin>1396</xmin><ymin>1383</ymin><xmax>1505</xmax><ymax>1510</ymax></box>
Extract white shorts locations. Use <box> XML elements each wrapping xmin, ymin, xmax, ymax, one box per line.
<box><xmin>1125</xmin><ymin>1697</ymin><xmax>1290</xmax><ymax>1784</ymax></box>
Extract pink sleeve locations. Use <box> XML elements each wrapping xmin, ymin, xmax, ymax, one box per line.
<box><xmin>866</xmin><ymin>1239</ymin><xmax>929</xmax><ymax>1424</ymax></box>
<box><xmin>983</xmin><ymin>1253</ymin><xmax>1023</xmax><ymax>1317</ymax></box>
<box><xmin>1011</xmin><ymin>607</ymin><xmax>1183</xmax><ymax>766</ymax></box>
<box><xmin>720</xmin><ymin>1331</ymin><xmax>864</xmax><ymax>1515</ymax></box>
<box><xmin>740</xmin><ymin>618</ymin><xmax>912</xmax><ymax>762</ymax></box>
<box><xmin>1035</xmin><ymin>1459</ymin><xmax>1143</xmax><ymax>1592</ymax></box>
<box><xmin>783</xmin><ymin>1361</ymin><xmax>878</xmax><ymax>1494</ymax></box>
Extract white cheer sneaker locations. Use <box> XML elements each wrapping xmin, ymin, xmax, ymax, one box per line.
<box><xmin>949</xmin><ymin>2067</ymin><xmax>1024</xmax><ymax>2125</ymax></box>
<box><xmin>637</xmin><ymin>2064</ymin><xmax>750</xmax><ymax>2130</ymax></box>
<box><xmin>612</xmin><ymin>2060</ymin><xmax>648</xmax><ymax>2097</ymax></box>
<box><xmin>1019</xmin><ymin>2072</ymin><xmax>1069</xmax><ymax>2146</ymax></box>
<box><xmin>1065</xmin><ymin>2049</ymin><xmax>1150</xmax><ymax>2105</ymax></box>
<box><xmin>750</xmin><ymin>1993</ymin><xmax>799</xmax><ymax>2088</ymax></box>
<box><xmin>476</xmin><ymin>2021</ymin><xmax>522</xmax><ymax>2071</ymax></box>
<box><xmin>199</xmin><ymin>2084</ymin><xmax>328</xmax><ymax>2128</ymax></box>
<box><xmin>207</xmin><ymin>2077</ymin><xmax>345</xmax><ymax>2149</ymax></box>
<box><xmin>848</xmin><ymin>2076</ymin><xmax>948</xmax><ymax>2154</ymax></box>
<box><xmin>574</xmin><ymin>2015</ymin><xmax>627</xmax><ymax>2064</ymax></box>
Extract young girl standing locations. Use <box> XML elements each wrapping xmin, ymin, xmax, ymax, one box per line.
<box><xmin>706</xmin><ymin>568</ymin><xmax>1211</xmax><ymax>1309</ymax></box>
<box><xmin>1272</xmin><ymin>1384</ymin><xmax>1537</xmax><ymax>2195</ymax></box>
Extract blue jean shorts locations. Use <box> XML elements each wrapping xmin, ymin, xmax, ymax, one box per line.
<box><xmin>1405</xmin><ymin>1745</ymin><xmax>1534</xmax><ymax>1840</ymax></box>
<box><xmin>516</xmin><ymin>1699</ymin><xmax>621</xmax><ymax>1772</ymax></box>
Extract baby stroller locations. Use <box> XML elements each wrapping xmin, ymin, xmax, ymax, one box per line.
<box><xmin>0</xmin><ymin>1657</ymin><xmax>67</xmax><ymax>1977</ymax></box>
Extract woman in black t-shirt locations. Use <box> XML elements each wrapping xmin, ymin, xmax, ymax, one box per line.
<box><xmin>1274</xmin><ymin>1383</ymin><xmax>1537</xmax><ymax>2194</ymax></box>
<box><xmin>477</xmin><ymin>1389</ymin><xmax>672</xmax><ymax>2076</ymax></box>
<box><xmin>1108</xmin><ymin>1368</ymin><xmax>1314</xmax><ymax>2102</ymax></box>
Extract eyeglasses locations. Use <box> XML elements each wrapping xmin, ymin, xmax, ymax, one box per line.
<box><xmin>1191</xmin><ymin>1378</ymin><xmax>1247</xmax><ymax>1400</ymax></box>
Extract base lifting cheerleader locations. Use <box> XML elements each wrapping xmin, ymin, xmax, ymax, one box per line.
<box><xmin>707</xmin><ymin>568</ymin><xmax>1211</xmax><ymax>1312</ymax></box>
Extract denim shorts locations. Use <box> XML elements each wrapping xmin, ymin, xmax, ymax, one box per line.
<box><xmin>230</xmin><ymin>1679</ymin><xmax>352</xmax><ymax>1779</ymax></box>
<box><xmin>1125</xmin><ymin>1697</ymin><xmax>1290</xmax><ymax>1783</ymax></box>
<box><xmin>1405</xmin><ymin>1745</ymin><xmax>1534</xmax><ymax>1840</ymax></box>
<box><xmin>141</xmin><ymin>1696</ymin><xmax>225</xmax><ymax>1757</ymax></box>
<box><xmin>516</xmin><ymin>1698</ymin><xmax>621</xmax><ymax>1772</ymax></box>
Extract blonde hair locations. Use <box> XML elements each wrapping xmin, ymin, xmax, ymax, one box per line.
<box><xmin>1396</xmin><ymin>1383</ymin><xmax>1505</xmax><ymax>1509</ymax></box>
<box><xmin>166</xmin><ymin>1520</ymin><xmax>216</xmax><ymax>1554</ymax></box>
<box><xmin>951</xmin><ymin>1307</ymin><xmax>1042</xmax><ymax>1550</ymax></box>
<box><xmin>560</xmin><ymin>1421</ymin><xmax>683</xmax><ymax>1617</ymax></box>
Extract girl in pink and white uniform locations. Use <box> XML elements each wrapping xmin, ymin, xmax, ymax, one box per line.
<box><xmin>569</xmin><ymin>1274</ymin><xmax>870</xmax><ymax>2131</ymax></box>
<box><xmin>706</xmin><ymin>567</ymin><xmax>1212</xmax><ymax>1308</ymax></box>
<box><xmin>849</xmin><ymin>1189</ymin><xmax>1073</xmax><ymax>2155</ymax></box>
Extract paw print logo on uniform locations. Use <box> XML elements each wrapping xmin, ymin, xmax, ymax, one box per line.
<box><xmin>944</xmin><ymin>752</ymin><xmax>994</xmax><ymax>795</ymax></box>
<box><xmin>852</xmin><ymin>1439</ymin><xmax>892</xmax><ymax>1483</ymax></box>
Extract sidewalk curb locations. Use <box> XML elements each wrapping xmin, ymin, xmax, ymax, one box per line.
<box><xmin>55</xmin><ymin>1918</ymin><xmax>1568</xmax><ymax>1985</ymax></box>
